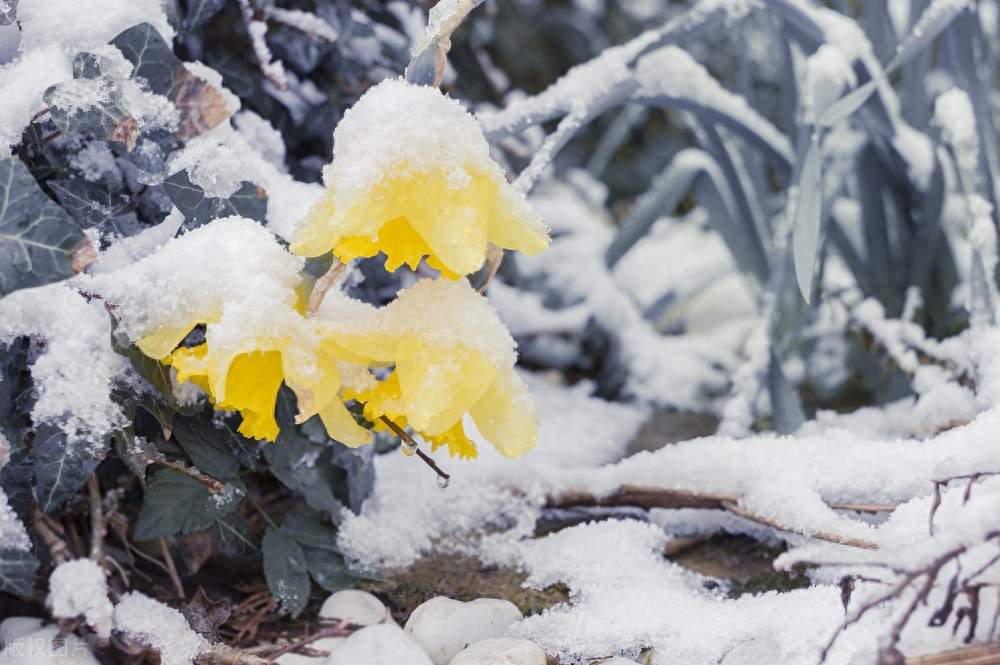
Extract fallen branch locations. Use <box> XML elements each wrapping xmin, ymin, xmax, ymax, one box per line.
<box><xmin>720</xmin><ymin>500</ymin><xmax>879</xmax><ymax>551</ymax></box>
<box><xmin>906</xmin><ymin>644</ymin><xmax>1000</xmax><ymax>664</ymax></box>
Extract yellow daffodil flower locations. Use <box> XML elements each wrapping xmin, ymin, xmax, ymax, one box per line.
<box><xmin>323</xmin><ymin>278</ymin><xmax>540</xmax><ymax>458</ymax></box>
<box><xmin>289</xmin><ymin>78</ymin><xmax>550</xmax><ymax>277</ymax></box>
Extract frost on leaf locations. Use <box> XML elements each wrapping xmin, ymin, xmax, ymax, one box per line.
<box><xmin>0</xmin><ymin>157</ymin><xmax>93</xmax><ymax>296</ymax></box>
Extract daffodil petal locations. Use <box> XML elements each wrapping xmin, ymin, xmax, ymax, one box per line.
<box><xmin>319</xmin><ymin>399</ymin><xmax>372</xmax><ymax>448</ymax></box>
<box><xmin>427</xmin><ymin>420</ymin><xmax>478</xmax><ymax>460</ymax></box>
<box><xmin>289</xmin><ymin>187</ymin><xmax>339</xmax><ymax>258</ymax></box>
<box><xmin>395</xmin><ymin>339</ymin><xmax>496</xmax><ymax>436</ymax></box>
<box><xmin>469</xmin><ymin>370</ymin><xmax>539</xmax><ymax>458</ymax></box>
<box><xmin>218</xmin><ymin>350</ymin><xmax>284</xmax><ymax>441</ymax></box>
<box><xmin>137</xmin><ymin>324</ymin><xmax>199</xmax><ymax>359</ymax></box>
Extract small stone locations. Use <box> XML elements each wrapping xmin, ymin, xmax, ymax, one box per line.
<box><xmin>404</xmin><ymin>597</ymin><xmax>523</xmax><ymax>665</ymax></box>
<box><xmin>323</xmin><ymin>623</ymin><xmax>432</xmax><ymax>665</ymax></box>
<box><xmin>0</xmin><ymin>625</ymin><xmax>101</xmax><ymax>664</ymax></box>
<box><xmin>448</xmin><ymin>637</ymin><xmax>546</xmax><ymax>665</ymax></box>
<box><xmin>319</xmin><ymin>589</ymin><xmax>392</xmax><ymax>625</ymax></box>
<box><xmin>0</xmin><ymin>617</ymin><xmax>44</xmax><ymax>642</ymax></box>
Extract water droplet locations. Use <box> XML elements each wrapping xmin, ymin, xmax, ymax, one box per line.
<box><xmin>436</xmin><ymin>475</ymin><xmax>450</xmax><ymax>489</ymax></box>
<box><xmin>402</xmin><ymin>439</ymin><xmax>418</xmax><ymax>456</ymax></box>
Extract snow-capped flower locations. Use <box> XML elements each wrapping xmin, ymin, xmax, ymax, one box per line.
<box><xmin>326</xmin><ymin>278</ymin><xmax>540</xmax><ymax>458</ymax></box>
<box><xmin>289</xmin><ymin>78</ymin><xmax>550</xmax><ymax>277</ymax></box>
<box><xmin>165</xmin><ymin>309</ymin><xmax>374</xmax><ymax>445</ymax></box>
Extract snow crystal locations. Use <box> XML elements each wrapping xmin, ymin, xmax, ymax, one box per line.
<box><xmin>90</xmin><ymin>208</ymin><xmax>185</xmax><ymax>274</ymax></box>
<box><xmin>69</xmin><ymin>139</ymin><xmax>122</xmax><ymax>184</ymax></box>
<box><xmin>0</xmin><ymin>285</ymin><xmax>129</xmax><ymax>446</ymax></box>
<box><xmin>47</xmin><ymin>559</ymin><xmax>113</xmax><ymax>638</ymax></box>
<box><xmin>801</xmin><ymin>44</ymin><xmax>856</xmax><ymax>125</ymax></box>
<box><xmin>168</xmin><ymin>131</ymin><xmax>247</xmax><ymax>199</ymax></box>
<box><xmin>232</xmin><ymin>111</ymin><xmax>287</xmax><ymax>170</ymax></box>
<box><xmin>933</xmin><ymin>87</ymin><xmax>978</xmax><ymax>178</ymax></box>
<box><xmin>0</xmin><ymin>486</ymin><xmax>29</xmax><ymax>552</ymax></box>
<box><xmin>112</xmin><ymin>592</ymin><xmax>209</xmax><ymax>665</ymax></box>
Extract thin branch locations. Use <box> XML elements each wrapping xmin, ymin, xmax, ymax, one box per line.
<box><xmin>378</xmin><ymin>416</ymin><xmax>450</xmax><ymax>485</ymax></box>
<box><xmin>266</xmin><ymin>620</ymin><xmax>359</xmax><ymax>661</ymax></box>
<box><xmin>244</xmin><ymin>492</ymin><xmax>279</xmax><ymax>531</ymax></box>
<box><xmin>156</xmin><ymin>459</ymin><xmax>224</xmax><ymax>493</ymax></box>
<box><xmin>32</xmin><ymin>507</ymin><xmax>70</xmax><ymax>565</ymax></box>
<box><xmin>87</xmin><ymin>474</ymin><xmax>103</xmax><ymax>561</ymax></box>
<box><xmin>720</xmin><ymin>500</ymin><xmax>879</xmax><ymax>551</ymax></box>
<box><xmin>905</xmin><ymin>645</ymin><xmax>1000</xmax><ymax>665</ymax></box>
<box><xmin>159</xmin><ymin>537</ymin><xmax>185</xmax><ymax>599</ymax></box>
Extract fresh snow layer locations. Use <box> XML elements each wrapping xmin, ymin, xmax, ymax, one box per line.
<box><xmin>112</xmin><ymin>592</ymin><xmax>209</xmax><ymax>665</ymax></box>
<box><xmin>47</xmin><ymin>559</ymin><xmax>113</xmax><ymax>638</ymax></box>
<box><xmin>0</xmin><ymin>487</ymin><xmax>30</xmax><ymax>552</ymax></box>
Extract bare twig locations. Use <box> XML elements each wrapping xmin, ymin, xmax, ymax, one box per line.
<box><xmin>379</xmin><ymin>416</ymin><xmax>450</xmax><ymax>485</ymax></box>
<box><xmin>237</xmin><ymin>0</ymin><xmax>288</xmax><ymax>90</ymax></box>
<box><xmin>30</xmin><ymin>107</ymin><xmax>50</xmax><ymax>122</ymax></box>
<box><xmin>87</xmin><ymin>474</ymin><xmax>104</xmax><ymax>561</ymax></box>
<box><xmin>720</xmin><ymin>500</ymin><xmax>879</xmax><ymax>550</ymax></box>
<box><xmin>266</xmin><ymin>620</ymin><xmax>360</xmax><ymax>660</ymax></box>
<box><xmin>156</xmin><ymin>459</ymin><xmax>224</xmax><ymax>493</ymax></box>
<box><xmin>905</xmin><ymin>644</ymin><xmax>1000</xmax><ymax>664</ymax></box>
<box><xmin>32</xmin><ymin>507</ymin><xmax>70</xmax><ymax>565</ymax></box>
<box><xmin>306</xmin><ymin>261</ymin><xmax>346</xmax><ymax>314</ymax></box>
<box><xmin>159</xmin><ymin>536</ymin><xmax>185</xmax><ymax>599</ymax></box>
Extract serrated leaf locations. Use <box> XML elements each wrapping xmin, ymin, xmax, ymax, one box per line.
<box><xmin>793</xmin><ymin>137</ymin><xmax>823</xmax><ymax>303</ymax></box>
<box><xmin>0</xmin><ymin>157</ymin><xmax>92</xmax><ymax>296</ymax></box>
<box><xmin>163</xmin><ymin>170</ymin><xmax>267</xmax><ymax>231</ymax></box>
<box><xmin>0</xmin><ymin>0</ymin><xmax>18</xmax><ymax>25</ymax></box>
<box><xmin>170</xmin><ymin>414</ymin><xmax>242</xmax><ymax>481</ymax></box>
<box><xmin>135</xmin><ymin>470</ymin><xmax>243</xmax><ymax>540</ymax></box>
<box><xmin>262</xmin><ymin>526</ymin><xmax>311</xmax><ymax>618</ymax></box>
<box><xmin>301</xmin><ymin>545</ymin><xmax>360</xmax><ymax>593</ymax></box>
<box><xmin>209</xmin><ymin>511</ymin><xmax>260</xmax><ymax>560</ymax></box>
<box><xmin>49</xmin><ymin>179</ymin><xmax>132</xmax><ymax>230</ymax></box>
<box><xmin>110</xmin><ymin>23</ymin><xmax>181</xmax><ymax>97</ymax></box>
<box><xmin>0</xmin><ymin>549</ymin><xmax>39</xmax><ymax>595</ymax></box>
<box><xmin>34</xmin><ymin>424</ymin><xmax>103</xmax><ymax>514</ymax></box>
<box><xmin>113</xmin><ymin>428</ymin><xmax>162</xmax><ymax>477</ymax></box>
<box><xmin>280</xmin><ymin>513</ymin><xmax>338</xmax><ymax>551</ymax></box>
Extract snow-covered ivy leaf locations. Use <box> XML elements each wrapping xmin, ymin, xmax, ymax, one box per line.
<box><xmin>170</xmin><ymin>415</ymin><xmax>242</xmax><ymax>481</ymax></box>
<box><xmin>34</xmin><ymin>424</ymin><xmax>103</xmax><ymax>514</ymax></box>
<box><xmin>262</xmin><ymin>526</ymin><xmax>311</xmax><ymax>618</ymax></box>
<box><xmin>0</xmin><ymin>0</ymin><xmax>18</xmax><ymax>25</ymax></box>
<box><xmin>163</xmin><ymin>170</ymin><xmax>267</xmax><ymax>231</ymax></box>
<box><xmin>209</xmin><ymin>511</ymin><xmax>260</xmax><ymax>560</ymax></box>
<box><xmin>0</xmin><ymin>157</ymin><xmax>95</xmax><ymax>297</ymax></box>
<box><xmin>110</xmin><ymin>23</ymin><xmax>180</xmax><ymax>97</ymax></box>
<box><xmin>301</xmin><ymin>545</ymin><xmax>360</xmax><ymax>593</ymax></box>
<box><xmin>280</xmin><ymin>513</ymin><xmax>338</xmax><ymax>551</ymax></box>
<box><xmin>49</xmin><ymin>179</ymin><xmax>132</xmax><ymax>231</ymax></box>
<box><xmin>134</xmin><ymin>470</ymin><xmax>243</xmax><ymax>540</ymax></box>
<box><xmin>0</xmin><ymin>550</ymin><xmax>39</xmax><ymax>595</ymax></box>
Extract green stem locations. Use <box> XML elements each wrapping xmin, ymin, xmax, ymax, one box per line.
<box><xmin>244</xmin><ymin>490</ymin><xmax>279</xmax><ymax>531</ymax></box>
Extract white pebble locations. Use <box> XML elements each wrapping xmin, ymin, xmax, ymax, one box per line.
<box><xmin>0</xmin><ymin>625</ymin><xmax>101</xmax><ymax>664</ymax></box>
<box><xmin>319</xmin><ymin>589</ymin><xmax>392</xmax><ymax>625</ymax></box>
<box><xmin>324</xmin><ymin>623</ymin><xmax>433</xmax><ymax>665</ymax></box>
<box><xmin>448</xmin><ymin>637</ymin><xmax>546</xmax><ymax>665</ymax></box>
<box><xmin>0</xmin><ymin>617</ymin><xmax>45</xmax><ymax>642</ymax></box>
<box><xmin>404</xmin><ymin>597</ymin><xmax>523</xmax><ymax>665</ymax></box>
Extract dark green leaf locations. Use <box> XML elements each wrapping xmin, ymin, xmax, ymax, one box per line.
<box><xmin>0</xmin><ymin>441</ymin><xmax>33</xmax><ymax>521</ymax></box>
<box><xmin>280</xmin><ymin>513</ymin><xmax>338</xmax><ymax>551</ymax></box>
<box><xmin>170</xmin><ymin>414</ymin><xmax>242</xmax><ymax>481</ymax></box>
<box><xmin>110</xmin><ymin>23</ymin><xmax>181</xmax><ymax>97</ymax></box>
<box><xmin>183</xmin><ymin>0</ymin><xmax>227</xmax><ymax>33</ymax></box>
<box><xmin>113</xmin><ymin>427</ymin><xmax>162</xmax><ymax>477</ymax></box>
<box><xmin>262</xmin><ymin>526</ymin><xmax>311</xmax><ymax>618</ymax></box>
<box><xmin>0</xmin><ymin>157</ymin><xmax>90</xmax><ymax>296</ymax></box>
<box><xmin>209</xmin><ymin>511</ymin><xmax>260</xmax><ymax>560</ymax></box>
<box><xmin>0</xmin><ymin>0</ymin><xmax>17</xmax><ymax>26</ymax></box>
<box><xmin>44</xmin><ymin>82</ymin><xmax>133</xmax><ymax>142</ymax></box>
<box><xmin>49</xmin><ymin>179</ymin><xmax>132</xmax><ymax>230</ymax></box>
<box><xmin>0</xmin><ymin>549</ymin><xmax>39</xmax><ymax>595</ymax></box>
<box><xmin>134</xmin><ymin>470</ymin><xmax>243</xmax><ymax>540</ymax></box>
<box><xmin>301</xmin><ymin>545</ymin><xmax>360</xmax><ymax>593</ymax></box>
<box><xmin>34</xmin><ymin>424</ymin><xmax>103</xmax><ymax>514</ymax></box>
<box><xmin>331</xmin><ymin>442</ymin><xmax>374</xmax><ymax>515</ymax></box>
<box><xmin>163</xmin><ymin>170</ymin><xmax>267</xmax><ymax>231</ymax></box>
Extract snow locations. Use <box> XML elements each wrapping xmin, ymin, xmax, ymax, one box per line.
<box><xmin>0</xmin><ymin>0</ymin><xmax>173</xmax><ymax>150</ymax></box>
<box><xmin>0</xmin><ymin>285</ymin><xmax>129</xmax><ymax>447</ymax></box>
<box><xmin>112</xmin><ymin>592</ymin><xmax>210</xmax><ymax>665</ymax></box>
<box><xmin>264</xmin><ymin>7</ymin><xmax>339</xmax><ymax>43</ymax></box>
<box><xmin>0</xmin><ymin>486</ymin><xmax>29</xmax><ymax>552</ymax></box>
<box><xmin>46</xmin><ymin>559</ymin><xmax>113</xmax><ymax>639</ymax></box>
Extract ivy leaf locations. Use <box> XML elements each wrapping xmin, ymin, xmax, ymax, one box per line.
<box><xmin>331</xmin><ymin>442</ymin><xmax>374</xmax><ymax>515</ymax></box>
<box><xmin>110</xmin><ymin>23</ymin><xmax>181</xmax><ymax>97</ymax></box>
<box><xmin>170</xmin><ymin>413</ymin><xmax>242</xmax><ymax>481</ymax></box>
<box><xmin>113</xmin><ymin>427</ymin><xmax>162</xmax><ymax>478</ymax></box>
<box><xmin>262</xmin><ymin>526</ymin><xmax>311</xmax><ymax>618</ymax></box>
<box><xmin>183</xmin><ymin>0</ymin><xmax>228</xmax><ymax>34</ymax></box>
<box><xmin>301</xmin><ymin>545</ymin><xmax>361</xmax><ymax>593</ymax></box>
<box><xmin>49</xmin><ymin>179</ymin><xmax>133</xmax><ymax>231</ymax></box>
<box><xmin>134</xmin><ymin>470</ymin><xmax>243</xmax><ymax>540</ymax></box>
<box><xmin>0</xmin><ymin>157</ymin><xmax>95</xmax><ymax>296</ymax></box>
<box><xmin>0</xmin><ymin>0</ymin><xmax>18</xmax><ymax>26</ymax></box>
<box><xmin>209</xmin><ymin>511</ymin><xmax>260</xmax><ymax>560</ymax></box>
<box><xmin>34</xmin><ymin>424</ymin><xmax>103</xmax><ymax>514</ymax></box>
<box><xmin>0</xmin><ymin>550</ymin><xmax>39</xmax><ymax>595</ymax></box>
<box><xmin>280</xmin><ymin>513</ymin><xmax>338</xmax><ymax>551</ymax></box>
<box><xmin>163</xmin><ymin>170</ymin><xmax>267</xmax><ymax>231</ymax></box>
